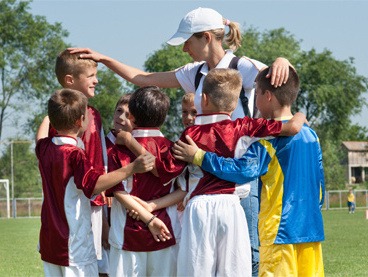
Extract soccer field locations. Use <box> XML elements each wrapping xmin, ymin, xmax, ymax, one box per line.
<box><xmin>0</xmin><ymin>209</ymin><xmax>367</xmax><ymax>276</ymax></box>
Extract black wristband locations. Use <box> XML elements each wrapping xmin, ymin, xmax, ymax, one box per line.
<box><xmin>146</xmin><ymin>215</ymin><xmax>156</xmax><ymax>227</ymax></box>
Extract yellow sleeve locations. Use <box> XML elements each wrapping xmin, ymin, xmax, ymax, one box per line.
<box><xmin>193</xmin><ymin>149</ymin><xmax>206</xmax><ymax>166</ymax></box>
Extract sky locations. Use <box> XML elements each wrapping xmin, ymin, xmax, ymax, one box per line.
<box><xmin>7</xmin><ymin>0</ymin><xmax>368</xmax><ymax>140</ymax></box>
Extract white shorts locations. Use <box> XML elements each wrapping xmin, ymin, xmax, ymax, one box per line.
<box><xmin>91</xmin><ymin>205</ymin><xmax>103</xmax><ymax>260</ymax></box>
<box><xmin>177</xmin><ymin>194</ymin><xmax>252</xmax><ymax>277</ymax></box>
<box><xmin>43</xmin><ymin>261</ymin><xmax>98</xmax><ymax>277</ymax></box>
<box><xmin>109</xmin><ymin>245</ymin><xmax>178</xmax><ymax>277</ymax></box>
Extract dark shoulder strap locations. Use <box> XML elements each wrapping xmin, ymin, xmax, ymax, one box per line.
<box><xmin>230</xmin><ymin>56</ymin><xmax>251</xmax><ymax>117</ymax></box>
<box><xmin>229</xmin><ymin>56</ymin><xmax>240</xmax><ymax>70</ymax></box>
<box><xmin>194</xmin><ymin>63</ymin><xmax>205</xmax><ymax>91</ymax></box>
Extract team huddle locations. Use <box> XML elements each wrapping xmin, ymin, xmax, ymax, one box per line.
<box><xmin>36</xmin><ymin>7</ymin><xmax>325</xmax><ymax>277</ymax></box>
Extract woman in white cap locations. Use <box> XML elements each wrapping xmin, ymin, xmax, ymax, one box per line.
<box><xmin>69</xmin><ymin>7</ymin><xmax>292</xmax><ymax>276</ymax></box>
<box><xmin>69</xmin><ymin>7</ymin><xmax>291</xmax><ymax>120</ymax></box>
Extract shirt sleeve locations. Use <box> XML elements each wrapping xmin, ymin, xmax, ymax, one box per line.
<box><xmin>175</xmin><ymin>62</ymin><xmax>204</xmax><ymax>93</ymax></box>
<box><xmin>200</xmin><ymin>142</ymin><xmax>269</xmax><ymax>184</ymax></box>
<box><xmin>237</xmin><ymin>117</ymin><xmax>282</xmax><ymax>137</ymax></box>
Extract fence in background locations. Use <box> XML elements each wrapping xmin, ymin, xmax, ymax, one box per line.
<box><xmin>1</xmin><ymin>190</ymin><xmax>367</xmax><ymax>218</ymax></box>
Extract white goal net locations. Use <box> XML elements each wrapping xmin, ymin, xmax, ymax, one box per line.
<box><xmin>0</xmin><ymin>179</ymin><xmax>10</xmax><ymax>218</ymax></box>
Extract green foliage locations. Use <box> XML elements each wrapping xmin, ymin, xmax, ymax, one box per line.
<box><xmin>0</xmin><ymin>140</ymin><xmax>41</xmax><ymax>198</ymax></box>
<box><xmin>89</xmin><ymin>68</ymin><xmax>131</xmax><ymax>133</ymax></box>
<box><xmin>319</xmin><ymin>139</ymin><xmax>346</xmax><ymax>190</ymax></box>
<box><xmin>0</xmin><ymin>0</ymin><xmax>69</xmax><ymax>140</ymax></box>
<box><xmin>144</xmin><ymin>44</ymin><xmax>192</xmax><ymax>140</ymax></box>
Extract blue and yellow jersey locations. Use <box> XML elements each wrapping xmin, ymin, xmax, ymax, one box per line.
<box><xmin>200</xmin><ymin>123</ymin><xmax>325</xmax><ymax>246</ymax></box>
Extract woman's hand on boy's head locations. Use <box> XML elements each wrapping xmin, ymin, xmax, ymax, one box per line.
<box><xmin>67</xmin><ymin>47</ymin><xmax>103</xmax><ymax>62</ymax></box>
<box><xmin>173</xmin><ymin>135</ymin><xmax>199</xmax><ymax>163</ymax></box>
<box><xmin>266</xmin><ymin>57</ymin><xmax>293</xmax><ymax>87</ymax></box>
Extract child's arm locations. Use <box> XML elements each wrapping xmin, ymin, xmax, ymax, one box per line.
<box><xmin>131</xmin><ymin>188</ymin><xmax>187</xmax><ymax>212</ymax></box>
<box><xmin>36</xmin><ymin>116</ymin><xmax>50</xmax><ymax>142</ymax></box>
<box><xmin>173</xmin><ymin>135</ymin><xmax>262</xmax><ymax>184</ymax></box>
<box><xmin>113</xmin><ymin>191</ymin><xmax>172</xmax><ymax>242</ymax></box>
<box><xmin>93</xmin><ymin>153</ymin><xmax>154</xmax><ymax>194</ymax></box>
<box><xmin>279</xmin><ymin>112</ymin><xmax>307</xmax><ymax>136</ymax></box>
<box><xmin>115</xmin><ymin>130</ymin><xmax>159</xmax><ymax>177</ymax></box>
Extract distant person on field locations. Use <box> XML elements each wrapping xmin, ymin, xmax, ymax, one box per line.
<box><xmin>347</xmin><ymin>189</ymin><xmax>355</xmax><ymax>214</ymax></box>
<box><xmin>35</xmin><ymin>89</ymin><xmax>155</xmax><ymax>277</ymax></box>
<box><xmin>174</xmin><ymin>66</ymin><xmax>325</xmax><ymax>276</ymax></box>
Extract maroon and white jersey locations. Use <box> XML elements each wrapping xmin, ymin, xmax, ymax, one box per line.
<box><xmin>49</xmin><ymin>106</ymin><xmax>107</xmax><ymax>206</ymax></box>
<box><xmin>107</xmin><ymin>128</ymin><xmax>186</xmax><ymax>252</ymax></box>
<box><xmin>179</xmin><ymin>113</ymin><xmax>282</xmax><ymax>201</ymax></box>
<box><xmin>36</xmin><ymin>136</ymin><xmax>104</xmax><ymax>266</ymax></box>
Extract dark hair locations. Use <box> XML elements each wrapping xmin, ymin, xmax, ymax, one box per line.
<box><xmin>48</xmin><ymin>89</ymin><xmax>87</xmax><ymax>131</ymax></box>
<box><xmin>128</xmin><ymin>86</ymin><xmax>170</xmax><ymax>127</ymax></box>
<box><xmin>115</xmin><ymin>93</ymin><xmax>132</xmax><ymax>111</ymax></box>
<box><xmin>256</xmin><ymin>66</ymin><xmax>300</xmax><ymax>106</ymax></box>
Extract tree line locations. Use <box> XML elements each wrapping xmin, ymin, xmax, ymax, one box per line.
<box><xmin>0</xmin><ymin>0</ymin><xmax>367</xmax><ymax>198</ymax></box>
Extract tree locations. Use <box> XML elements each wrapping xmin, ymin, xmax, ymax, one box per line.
<box><xmin>143</xmin><ymin>27</ymin><xmax>368</xmax><ymax>189</ymax></box>
<box><xmin>0</xmin><ymin>0</ymin><xmax>69</xmax><ymax>140</ymax></box>
<box><xmin>144</xmin><ymin>44</ymin><xmax>192</xmax><ymax>140</ymax></box>
<box><xmin>0</xmin><ymin>140</ymin><xmax>41</xmax><ymax>198</ymax></box>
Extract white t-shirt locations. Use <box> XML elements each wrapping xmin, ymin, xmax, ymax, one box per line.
<box><xmin>175</xmin><ymin>50</ymin><xmax>266</xmax><ymax>119</ymax></box>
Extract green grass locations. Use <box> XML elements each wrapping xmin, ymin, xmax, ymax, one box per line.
<box><xmin>0</xmin><ymin>210</ymin><xmax>367</xmax><ymax>276</ymax></box>
<box><xmin>323</xmin><ymin>209</ymin><xmax>368</xmax><ymax>277</ymax></box>
<box><xmin>0</xmin><ymin>218</ymin><xmax>43</xmax><ymax>277</ymax></box>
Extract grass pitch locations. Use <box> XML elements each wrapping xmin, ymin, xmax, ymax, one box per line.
<box><xmin>0</xmin><ymin>209</ymin><xmax>367</xmax><ymax>276</ymax></box>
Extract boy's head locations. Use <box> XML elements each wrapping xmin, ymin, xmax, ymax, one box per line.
<box><xmin>255</xmin><ymin>66</ymin><xmax>299</xmax><ymax>118</ymax></box>
<box><xmin>181</xmin><ymin>92</ymin><xmax>197</xmax><ymax>128</ymax></box>
<box><xmin>202</xmin><ymin>68</ymin><xmax>242</xmax><ymax>114</ymax></box>
<box><xmin>48</xmin><ymin>89</ymin><xmax>88</xmax><ymax>134</ymax></box>
<box><xmin>128</xmin><ymin>86</ymin><xmax>170</xmax><ymax>128</ymax></box>
<box><xmin>55</xmin><ymin>50</ymin><xmax>98</xmax><ymax>99</ymax></box>
<box><xmin>113</xmin><ymin>93</ymin><xmax>133</xmax><ymax>132</ymax></box>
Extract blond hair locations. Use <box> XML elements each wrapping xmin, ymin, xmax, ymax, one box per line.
<box><xmin>202</xmin><ymin>68</ymin><xmax>242</xmax><ymax>113</ymax></box>
<box><xmin>55</xmin><ymin>50</ymin><xmax>97</xmax><ymax>86</ymax></box>
<box><xmin>182</xmin><ymin>92</ymin><xmax>195</xmax><ymax>105</ymax></box>
<box><xmin>193</xmin><ymin>19</ymin><xmax>242</xmax><ymax>52</ymax></box>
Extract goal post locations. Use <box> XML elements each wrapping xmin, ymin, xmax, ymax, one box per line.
<box><xmin>0</xmin><ymin>179</ymin><xmax>10</xmax><ymax>218</ymax></box>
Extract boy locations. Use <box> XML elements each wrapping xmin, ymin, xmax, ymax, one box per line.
<box><xmin>36</xmin><ymin>89</ymin><xmax>161</xmax><ymax>276</ymax></box>
<box><xmin>105</xmin><ymin>93</ymin><xmax>133</xmax><ymax>225</ymax></box>
<box><xmin>107</xmin><ymin>86</ymin><xmax>187</xmax><ymax>276</ymax></box>
<box><xmin>175</xmin><ymin>67</ymin><xmax>325</xmax><ymax>276</ymax></box>
<box><xmin>181</xmin><ymin>92</ymin><xmax>197</xmax><ymax>128</ymax></box>
<box><xmin>39</xmin><ymin>50</ymin><xmax>110</xmax><ymax>275</ymax></box>
<box><xmin>171</xmin><ymin>68</ymin><xmax>306</xmax><ymax>276</ymax></box>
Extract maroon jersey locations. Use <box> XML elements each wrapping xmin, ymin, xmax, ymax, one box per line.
<box><xmin>49</xmin><ymin>105</ymin><xmax>107</xmax><ymax>206</ymax></box>
<box><xmin>36</xmin><ymin>136</ymin><xmax>103</xmax><ymax>266</ymax></box>
<box><xmin>180</xmin><ymin>113</ymin><xmax>282</xmax><ymax>200</ymax></box>
<box><xmin>107</xmin><ymin>128</ymin><xmax>186</xmax><ymax>252</ymax></box>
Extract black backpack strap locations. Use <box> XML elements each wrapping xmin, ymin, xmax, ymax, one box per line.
<box><xmin>194</xmin><ymin>56</ymin><xmax>251</xmax><ymax>117</ymax></box>
<box><xmin>194</xmin><ymin>63</ymin><xmax>205</xmax><ymax>91</ymax></box>
<box><xmin>229</xmin><ymin>56</ymin><xmax>251</xmax><ymax>117</ymax></box>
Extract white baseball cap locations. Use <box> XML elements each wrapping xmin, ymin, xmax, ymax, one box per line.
<box><xmin>167</xmin><ymin>7</ymin><xmax>224</xmax><ymax>46</ymax></box>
